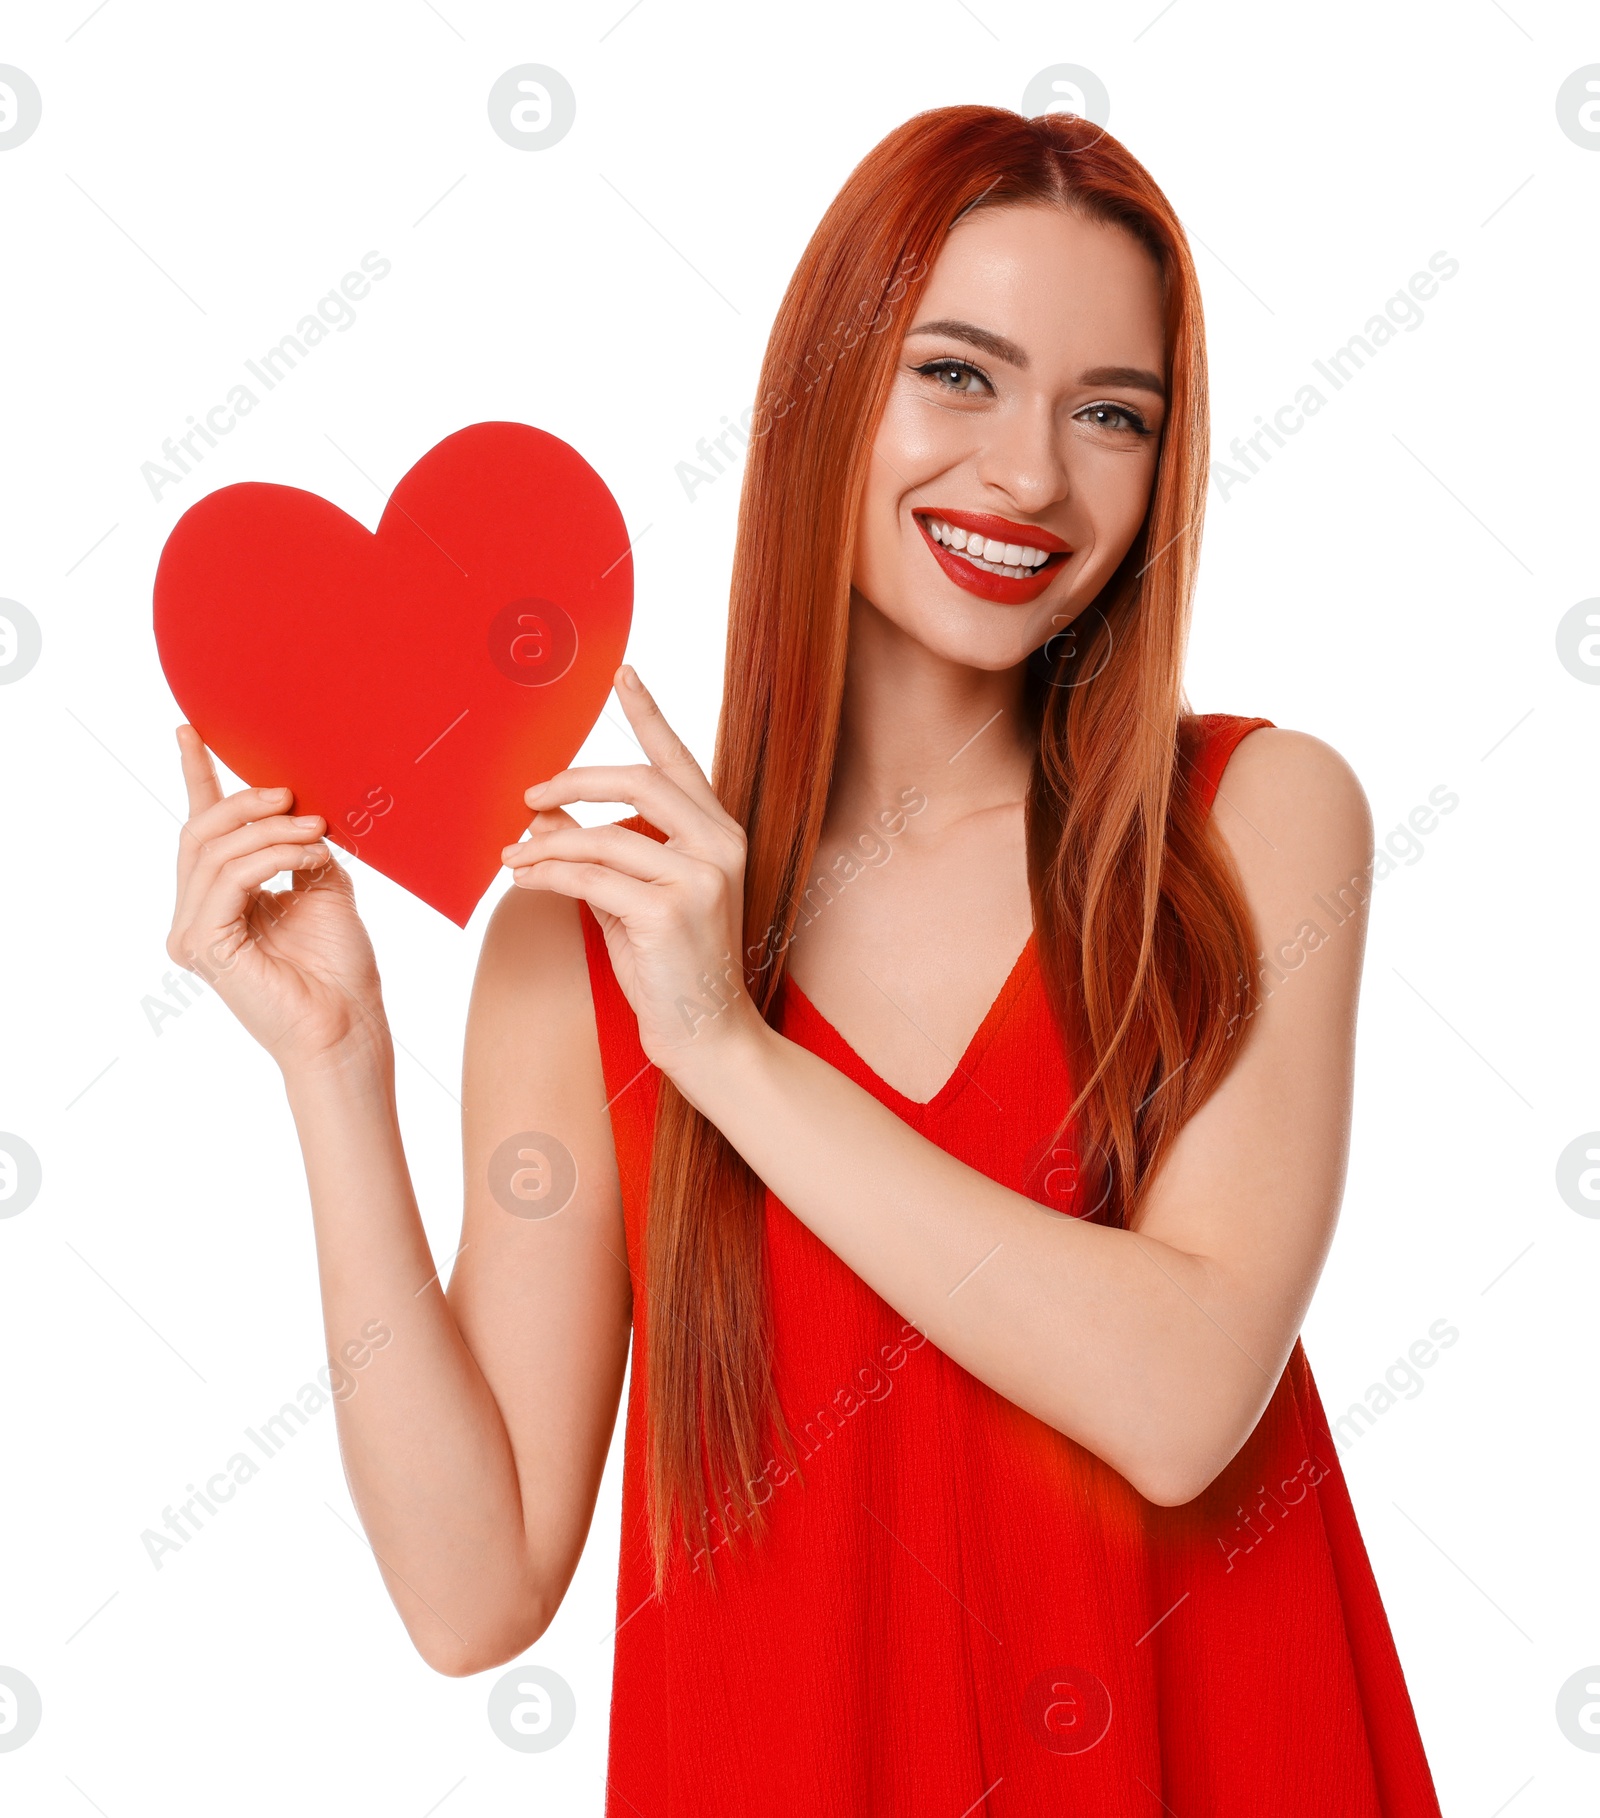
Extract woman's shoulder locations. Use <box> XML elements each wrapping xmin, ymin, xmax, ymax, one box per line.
<box><xmin>1199</xmin><ymin>720</ymin><xmax>1367</xmax><ymax>818</ymax></box>
<box><xmin>473</xmin><ymin>882</ymin><xmax>598</xmax><ymax>1040</ymax></box>
<box><xmin>473</xmin><ymin>814</ymin><xmax>661</xmax><ymax>1007</ymax></box>
<box><xmin>476</xmin><ymin>835</ymin><xmax>653</xmax><ymax>1088</ymax></box>
<box><xmin>1197</xmin><ymin>719</ymin><xmax>1375</xmax><ymax>917</ymax></box>
<box><xmin>1180</xmin><ymin>711</ymin><xmax>1277</xmax><ymax>811</ymax></box>
<box><xmin>464</xmin><ymin>880</ymin><xmax>623</xmax><ymax>1204</ymax></box>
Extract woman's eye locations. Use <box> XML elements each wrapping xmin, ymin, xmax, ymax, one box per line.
<box><xmin>915</xmin><ymin>358</ymin><xmax>992</xmax><ymax>397</ymax></box>
<box><xmin>1078</xmin><ymin>402</ymin><xmax>1151</xmax><ymax>436</ymax></box>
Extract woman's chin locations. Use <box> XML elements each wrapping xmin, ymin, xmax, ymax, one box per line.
<box><xmin>872</xmin><ymin>599</ymin><xmax>1060</xmax><ymax>675</ymax></box>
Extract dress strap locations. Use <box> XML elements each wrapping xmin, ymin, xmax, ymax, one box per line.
<box><xmin>579</xmin><ymin>814</ymin><xmax>665</xmax><ymax>1117</ymax></box>
<box><xmin>1184</xmin><ymin>713</ymin><xmax>1276</xmax><ymax>818</ymax></box>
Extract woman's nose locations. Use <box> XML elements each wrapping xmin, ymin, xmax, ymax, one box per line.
<box><xmin>972</xmin><ymin>401</ymin><xmax>1072</xmax><ymax>515</ymax></box>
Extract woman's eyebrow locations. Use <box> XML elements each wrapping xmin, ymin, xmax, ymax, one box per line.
<box><xmin>906</xmin><ymin>318</ymin><xmax>1166</xmax><ymax>401</ymax></box>
<box><xmin>908</xmin><ymin>318</ymin><xmax>1029</xmax><ymax>367</ymax></box>
<box><xmin>1079</xmin><ymin>363</ymin><xmax>1167</xmax><ymax>400</ymax></box>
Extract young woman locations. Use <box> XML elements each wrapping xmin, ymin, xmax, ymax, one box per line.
<box><xmin>167</xmin><ymin>106</ymin><xmax>1443</xmax><ymax>1814</ymax></box>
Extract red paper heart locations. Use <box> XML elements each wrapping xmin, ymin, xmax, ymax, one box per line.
<box><xmin>153</xmin><ymin>421</ymin><xmax>633</xmax><ymax>927</ymax></box>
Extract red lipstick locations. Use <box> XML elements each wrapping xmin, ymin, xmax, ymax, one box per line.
<box><xmin>913</xmin><ymin>507</ymin><xmax>1073</xmax><ymax>606</ymax></box>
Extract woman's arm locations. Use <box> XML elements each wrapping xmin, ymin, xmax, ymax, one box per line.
<box><xmin>672</xmin><ymin>730</ymin><xmax>1369</xmax><ymax>1503</ymax></box>
<box><xmin>506</xmin><ymin>679</ymin><xmax>1371</xmax><ymax>1508</ymax></box>
<box><xmin>284</xmin><ymin>885</ymin><xmax>631</xmax><ymax>1673</ymax></box>
<box><xmin>168</xmin><ymin>730</ymin><xmax>630</xmax><ymax>1673</ymax></box>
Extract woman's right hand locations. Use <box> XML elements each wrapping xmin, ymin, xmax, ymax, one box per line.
<box><xmin>167</xmin><ymin>724</ymin><xmax>390</xmax><ymax>1074</ymax></box>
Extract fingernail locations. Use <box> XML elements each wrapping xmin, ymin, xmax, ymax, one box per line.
<box><xmin>619</xmin><ymin>664</ymin><xmax>641</xmax><ymax>691</ymax></box>
<box><xmin>294</xmin><ymin>815</ymin><xmax>322</xmax><ymax>828</ymax></box>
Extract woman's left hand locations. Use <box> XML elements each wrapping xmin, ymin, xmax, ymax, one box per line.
<box><xmin>500</xmin><ymin>664</ymin><xmax>765</xmax><ymax>1082</ymax></box>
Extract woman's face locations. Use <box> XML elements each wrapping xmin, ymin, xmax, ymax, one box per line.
<box><xmin>852</xmin><ymin>201</ymin><xmax>1169</xmax><ymax>671</ymax></box>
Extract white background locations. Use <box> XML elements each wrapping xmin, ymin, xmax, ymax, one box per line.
<box><xmin>1</xmin><ymin>2</ymin><xmax>1597</xmax><ymax>1812</ymax></box>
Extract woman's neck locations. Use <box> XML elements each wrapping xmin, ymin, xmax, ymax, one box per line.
<box><xmin>827</xmin><ymin>592</ymin><xmax>1036</xmax><ymax>841</ymax></box>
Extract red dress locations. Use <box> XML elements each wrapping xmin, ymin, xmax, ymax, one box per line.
<box><xmin>580</xmin><ymin>713</ymin><xmax>1443</xmax><ymax>1816</ymax></box>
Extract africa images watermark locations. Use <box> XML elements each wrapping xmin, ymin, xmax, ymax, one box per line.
<box><xmin>675</xmin><ymin>251</ymin><xmax>932</xmax><ymax>503</ymax></box>
<box><xmin>666</xmin><ymin>787</ymin><xmax>932</xmax><ymax>1041</ymax></box>
<box><xmin>140</xmin><ymin>250</ymin><xmax>392</xmax><ymax>503</ymax></box>
<box><xmin>1214</xmin><ymin>1450</ymin><xmax>1333</xmax><ymax>1573</ymax></box>
<box><xmin>747</xmin><ymin>786</ymin><xmax>930</xmax><ymax>977</ymax></box>
<box><xmin>139</xmin><ymin>1319</ymin><xmax>393</xmax><ymax>1570</ymax></box>
<box><xmin>1211</xmin><ymin>250</ymin><xmax>1460</xmax><ymax>503</ymax></box>
<box><xmin>1226</xmin><ymin>782</ymin><xmax>1460</xmax><ymax>1043</ymax></box>
<box><xmin>141</xmin><ymin>965</ymin><xmax>211</xmax><ymax>1036</ymax></box>
<box><xmin>688</xmin><ymin>1320</ymin><xmax>930</xmax><ymax>1574</ymax></box>
<box><xmin>1329</xmin><ymin>1316</ymin><xmax>1460</xmax><ymax>1452</ymax></box>
<box><xmin>674</xmin><ymin>408</ymin><xmax>756</xmax><ymax>504</ymax></box>
<box><xmin>1209</xmin><ymin>1321</ymin><xmax>1462</xmax><ymax>1567</ymax></box>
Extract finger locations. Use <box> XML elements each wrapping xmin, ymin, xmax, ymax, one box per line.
<box><xmin>290</xmin><ymin>840</ymin><xmax>349</xmax><ymax>898</ymax></box>
<box><xmin>184</xmin><ymin>814</ymin><xmax>328</xmax><ymax>891</ymax></box>
<box><xmin>185</xmin><ymin>783</ymin><xmax>299</xmax><ymax>846</ymax></box>
<box><xmin>175</xmin><ymin>725</ymin><xmax>225</xmax><ymax>818</ymax></box>
<box><xmin>178</xmin><ymin>784</ymin><xmax>301</xmax><ymax>902</ymax></box>
<box><xmin>502</xmin><ymin>820</ymin><xmax>694</xmax><ymax>885</ymax></box>
<box><xmin>175</xmin><ymin>729</ymin><xmax>298</xmax><ymax>847</ymax></box>
<box><xmin>174</xmin><ymin>841</ymin><xmax>330</xmax><ymax>975</ymax></box>
<box><xmin>511</xmin><ymin>857</ymin><xmax>659</xmax><ymax>923</ymax></box>
<box><xmin>524</xmin><ymin>763</ymin><xmax>710</xmax><ymax>847</ymax></box>
<box><xmin>508</xmin><ymin>804</ymin><xmax>579</xmax><ymax>848</ymax></box>
<box><xmin>610</xmin><ymin>666</ymin><xmax>727</xmax><ymax>818</ymax></box>
<box><xmin>176</xmin><ymin>812</ymin><xmax>326</xmax><ymax>929</ymax></box>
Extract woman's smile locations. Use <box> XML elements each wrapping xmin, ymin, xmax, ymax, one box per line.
<box><xmin>912</xmin><ymin>505</ymin><xmax>1074</xmax><ymax>605</ymax></box>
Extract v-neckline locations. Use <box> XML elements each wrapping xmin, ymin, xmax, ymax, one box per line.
<box><xmin>779</xmin><ymin>932</ymin><xmax>1038</xmax><ymax>1114</ymax></box>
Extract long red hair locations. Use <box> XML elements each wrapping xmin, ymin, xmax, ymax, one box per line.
<box><xmin>641</xmin><ymin>104</ymin><xmax>1258</xmax><ymax>1592</ymax></box>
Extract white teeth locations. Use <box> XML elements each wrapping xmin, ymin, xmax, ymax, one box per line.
<box><xmin>920</xmin><ymin>516</ymin><xmax>1057</xmax><ymax>578</ymax></box>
